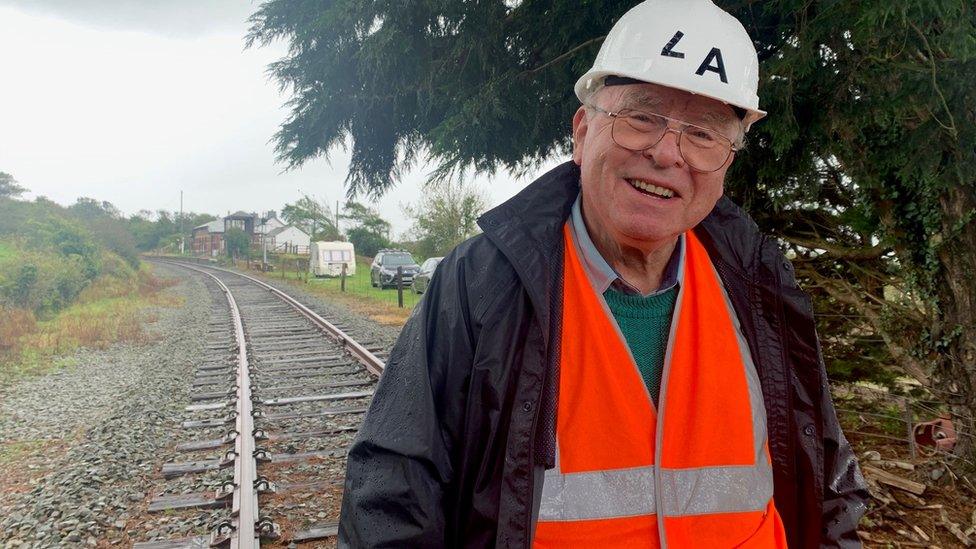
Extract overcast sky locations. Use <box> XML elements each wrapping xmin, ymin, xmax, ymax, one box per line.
<box><xmin>0</xmin><ymin>1</ymin><xmax>562</xmax><ymax>237</ymax></box>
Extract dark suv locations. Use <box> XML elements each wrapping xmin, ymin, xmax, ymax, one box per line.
<box><xmin>370</xmin><ymin>249</ymin><xmax>421</xmax><ymax>289</ymax></box>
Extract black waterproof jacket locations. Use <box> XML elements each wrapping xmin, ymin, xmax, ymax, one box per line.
<box><xmin>339</xmin><ymin>162</ymin><xmax>869</xmax><ymax>548</ymax></box>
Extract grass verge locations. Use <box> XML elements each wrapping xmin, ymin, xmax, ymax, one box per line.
<box><xmin>255</xmin><ymin>257</ymin><xmax>419</xmax><ymax>327</ymax></box>
<box><xmin>0</xmin><ymin>264</ymin><xmax>179</xmax><ymax>385</ymax></box>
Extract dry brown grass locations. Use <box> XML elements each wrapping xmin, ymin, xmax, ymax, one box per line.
<box><xmin>0</xmin><ymin>307</ymin><xmax>36</xmax><ymax>350</ymax></box>
<box><xmin>0</xmin><ymin>265</ymin><xmax>181</xmax><ymax>383</ymax></box>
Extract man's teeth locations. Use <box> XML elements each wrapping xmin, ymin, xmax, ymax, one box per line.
<box><xmin>627</xmin><ymin>179</ymin><xmax>675</xmax><ymax>198</ymax></box>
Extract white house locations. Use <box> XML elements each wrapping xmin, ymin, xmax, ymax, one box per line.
<box><xmin>265</xmin><ymin>225</ymin><xmax>311</xmax><ymax>254</ymax></box>
<box><xmin>255</xmin><ymin>212</ymin><xmax>286</xmax><ymax>235</ymax></box>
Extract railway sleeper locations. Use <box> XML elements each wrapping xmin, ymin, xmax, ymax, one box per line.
<box><xmin>247</xmin><ymin>331</ymin><xmax>323</xmax><ymax>341</ymax></box>
<box><xmin>252</xmin><ymin>354</ymin><xmax>344</xmax><ymax>367</ymax></box>
<box><xmin>189</xmin><ymin>388</ymin><xmax>237</xmax><ymax>402</ymax></box>
<box><xmin>250</xmin><ymin>347</ymin><xmax>344</xmax><ymax>360</ymax></box>
<box><xmin>257</xmin><ymin>378</ymin><xmax>372</xmax><ymax>394</ymax></box>
<box><xmin>191</xmin><ymin>376</ymin><xmax>233</xmax><ymax>388</ymax></box>
<box><xmin>181</xmin><ymin>413</ymin><xmax>236</xmax><ymax>429</ymax></box>
<box><xmin>258</xmin><ymin>389</ymin><xmax>373</xmax><ymax>407</ymax></box>
<box><xmin>193</xmin><ymin>369</ymin><xmax>232</xmax><ymax>379</ymax></box>
<box><xmin>291</xmin><ymin>522</ymin><xmax>340</xmax><ymax>544</ymax></box>
<box><xmin>196</xmin><ymin>362</ymin><xmax>233</xmax><ymax>373</ymax></box>
<box><xmin>259</xmin><ymin>405</ymin><xmax>368</xmax><ymax>422</ymax></box>
<box><xmin>245</xmin><ymin>328</ymin><xmax>316</xmax><ymax>338</ymax></box>
<box><xmin>185</xmin><ymin>399</ymin><xmax>235</xmax><ymax>412</ymax></box>
<box><xmin>253</xmin><ymin>360</ymin><xmax>353</xmax><ymax>375</ymax></box>
<box><xmin>163</xmin><ymin>447</ymin><xmax>344</xmax><ymax>477</ymax></box>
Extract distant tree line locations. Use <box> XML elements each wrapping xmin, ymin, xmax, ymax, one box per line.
<box><xmin>278</xmin><ymin>187</ymin><xmax>487</xmax><ymax>259</ymax></box>
<box><xmin>0</xmin><ymin>173</ymin><xmax>128</xmax><ymax>316</ymax></box>
<box><xmin>0</xmin><ymin>168</ymin><xmax>488</xmax><ymax>287</ymax></box>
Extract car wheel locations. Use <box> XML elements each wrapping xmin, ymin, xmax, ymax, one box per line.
<box><xmin>370</xmin><ymin>273</ymin><xmax>377</xmax><ymax>287</ymax></box>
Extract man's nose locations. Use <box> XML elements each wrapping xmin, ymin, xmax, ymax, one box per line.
<box><xmin>643</xmin><ymin>127</ymin><xmax>684</xmax><ymax>168</ymax></box>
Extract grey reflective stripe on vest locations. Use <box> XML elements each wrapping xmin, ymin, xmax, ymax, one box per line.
<box><xmin>538</xmin><ymin>453</ymin><xmax>772</xmax><ymax>521</ymax></box>
<box><xmin>656</xmin><ymin>454</ymin><xmax>773</xmax><ymax>517</ymax></box>
<box><xmin>540</xmin><ymin>463</ymin><xmax>656</xmax><ymax>521</ymax></box>
<box><xmin>539</xmin><ymin>238</ymin><xmax>774</xmax><ymax>528</ymax></box>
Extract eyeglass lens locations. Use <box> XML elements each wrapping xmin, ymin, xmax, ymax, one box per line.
<box><xmin>611</xmin><ymin>111</ymin><xmax>732</xmax><ymax>172</ymax></box>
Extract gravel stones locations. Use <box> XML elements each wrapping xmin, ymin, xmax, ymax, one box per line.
<box><xmin>0</xmin><ymin>263</ymin><xmax>212</xmax><ymax>547</ymax></box>
<box><xmin>0</xmin><ymin>262</ymin><xmax>405</xmax><ymax>547</ymax></box>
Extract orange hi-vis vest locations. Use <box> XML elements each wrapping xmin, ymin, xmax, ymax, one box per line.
<box><xmin>532</xmin><ymin>225</ymin><xmax>788</xmax><ymax>548</ymax></box>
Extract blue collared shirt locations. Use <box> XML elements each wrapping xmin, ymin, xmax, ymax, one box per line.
<box><xmin>568</xmin><ymin>194</ymin><xmax>682</xmax><ymax>296</ymax></box>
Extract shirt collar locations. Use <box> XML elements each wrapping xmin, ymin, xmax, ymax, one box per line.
<box><xmin>569</xmin><ymin>193</ymin><xmax>682</xmax><ymax>297</ymax></box>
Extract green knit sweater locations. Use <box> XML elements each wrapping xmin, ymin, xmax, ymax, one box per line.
<box><xmin>603</xmin><ymin>286</ymin><xmax>678</xmax><ymax>406</ymax></box>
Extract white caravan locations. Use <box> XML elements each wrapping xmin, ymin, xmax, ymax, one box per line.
<box><xmin>309</xmin><ymin>241</ymin><xmax>356</xmax><ymax>277</ymax></box>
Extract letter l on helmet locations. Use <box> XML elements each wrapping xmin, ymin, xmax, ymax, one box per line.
<box><xmin>575</xmin><ymin>0</ymin><xmax>766</xmax><ymax>130</ymax></box>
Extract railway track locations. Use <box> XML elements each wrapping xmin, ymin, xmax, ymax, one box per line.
<box><xmin>135</xmin><ymin>260</ymin><xmax>387</xmax><ymax>548</ymax></box>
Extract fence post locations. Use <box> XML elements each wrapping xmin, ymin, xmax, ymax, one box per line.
<box><xmin>341</xmin><ymin>263</ymin><xmax>347</xmax><ymax>292</ymax></box>
<box><xmin>903</xmin><ymin>397</ymin><xmax>916</xmax><ymax>459</ymax></box>
<box><xmin>397</xmin><ymin>266</ymin><xmax>404</xmax><ymax>308</ymax></box>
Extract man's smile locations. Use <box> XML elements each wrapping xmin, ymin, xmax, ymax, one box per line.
<box><xmin>626</xmin><ymin>178</ymin><xmax>677</xmax><ymax>199</ymax></box>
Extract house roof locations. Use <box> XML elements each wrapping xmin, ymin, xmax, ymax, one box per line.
<box><xmin>256</xmin><ymin>217</ymin><xmax>285</xmax><ymax>233</ymax></box>
<box><xmin>268</xmin><ymin>225</ymin><xmax>308</xmax><ymax>237</ymax></box>
<box><xmin>193</xmin><ymin>219</ymin><xmax>224</xmax><ymax>233</ymax></box>
<box><xmin>225</xmin><ymin>210</ymin><xmax>256</xmax><ymax>220</ymax></box>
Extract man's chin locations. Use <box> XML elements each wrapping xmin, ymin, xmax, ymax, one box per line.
<box><xmin>614</xmin><ymin>227</ymin><xmax>681</xmax><ymax>251</ymax></box>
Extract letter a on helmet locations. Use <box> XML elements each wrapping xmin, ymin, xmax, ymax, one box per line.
<box><xmin>575</xmin><ymin>0</ymin><xmax>766</xmax><ymax>130</ymax></box>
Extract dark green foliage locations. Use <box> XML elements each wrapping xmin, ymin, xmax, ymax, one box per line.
<box><xmin>342</xmin><ymin>201</ymin><xmax>391</xmax><ymax>257</ymax></box>
<box><xmin>126</xmin><ymin>210</ymin><xmax>216</xmax><ymax>253</ymax></box>
<box><xmin>0</xmin><ymin>196</ymin><xmax>105</xmax><ymax>315</ymax></box>
<box><xmin>718</xmin><ymin>1</ymin><xmax>976</xmax><ymax>387</ymax></box>
<box><xmin>404</xmin><ymin>178</ymin><xmax>487</xmax><ymax>258</ymax></box>
<box><xmin>246</xmin><ymin>0</ymin><xmax>609</xmax><ymax>197</ymax></box>
<box><xmin>224</xmin><ymin>227</ymin><xmax>251</xmax><ymax>258</ymax></box>
<box><xmin>250</xmin><ymin>1</ymin><xmax>975</xmax><ymax>389</ymax></box>
<box><xmin>282</xmin><ymin>195</ymin><xmax>341</xmax><ymax>240</ymax></box>
<box><xmin>0</xmin><ymin>172</ymin><xmax>25</xmax><ymax>199</ymax></box>
<box><xmin>11</xmin><ymin>264</ymin><xmax>37</xmax><ymax>308</ymax></box>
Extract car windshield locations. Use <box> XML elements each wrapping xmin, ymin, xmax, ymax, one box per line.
<box><xmin>383</xmin><ymin>254</ymin><xmax>415</xmax><ymax>266</ymax></box>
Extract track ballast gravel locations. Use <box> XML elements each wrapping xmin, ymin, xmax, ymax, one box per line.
<box><xmin>0</xmin><ymin>262</ymin><xmax>402</xmax><ymax>547</ymax></box>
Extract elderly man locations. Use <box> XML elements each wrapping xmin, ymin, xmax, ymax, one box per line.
<box><xmin>339</xmin><ymin>0</ymin><xmax>868</xmax><ymax>547</ymax></box>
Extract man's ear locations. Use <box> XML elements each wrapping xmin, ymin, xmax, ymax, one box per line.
<box><xmin>572</xmin><ymin>106</ymin><xmax>588</xmax><ymax>166</ymax></box>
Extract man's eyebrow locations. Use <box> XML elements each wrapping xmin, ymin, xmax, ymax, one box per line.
<box><xmin>616</xmin><ymin>88</ymin><xmax>735</xmax><ymax>126</ymax></box>
<box><xmin>700</xmin><ymin>110</ymin><xmax>735</xmax><ymax>126</ymax></box>
<box><xmin>618</xmin><ymin>89</ymin><xmax>663</xmax><ymax>110</ymax></box>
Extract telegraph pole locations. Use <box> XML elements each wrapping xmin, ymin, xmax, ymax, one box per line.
<box><xmin>179</xmin><ymin>190</ymin><xmax>184</xmax><ymax>255</ymax></box>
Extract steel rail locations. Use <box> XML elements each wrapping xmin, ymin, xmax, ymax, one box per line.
<box><xmin>157</xmin><ymin>258</ymin><xmax>386</xmax><ymax>377</ymax></box>
<box><xmin>175</xmin><ymin>262</ymin><xmax>261</xmax><ymax>549</ymax></box>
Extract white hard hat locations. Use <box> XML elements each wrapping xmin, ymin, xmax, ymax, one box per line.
<box><xmin>575</xmin><ymin>0</ymin><xmax>766</xmax><ymax>130</ymax></box>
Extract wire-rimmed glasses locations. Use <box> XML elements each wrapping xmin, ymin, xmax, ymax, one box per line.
<box><xmin>587</xmin><ymin>104</ymin><xmax>738</xmax><ymax>173</ymax></box>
